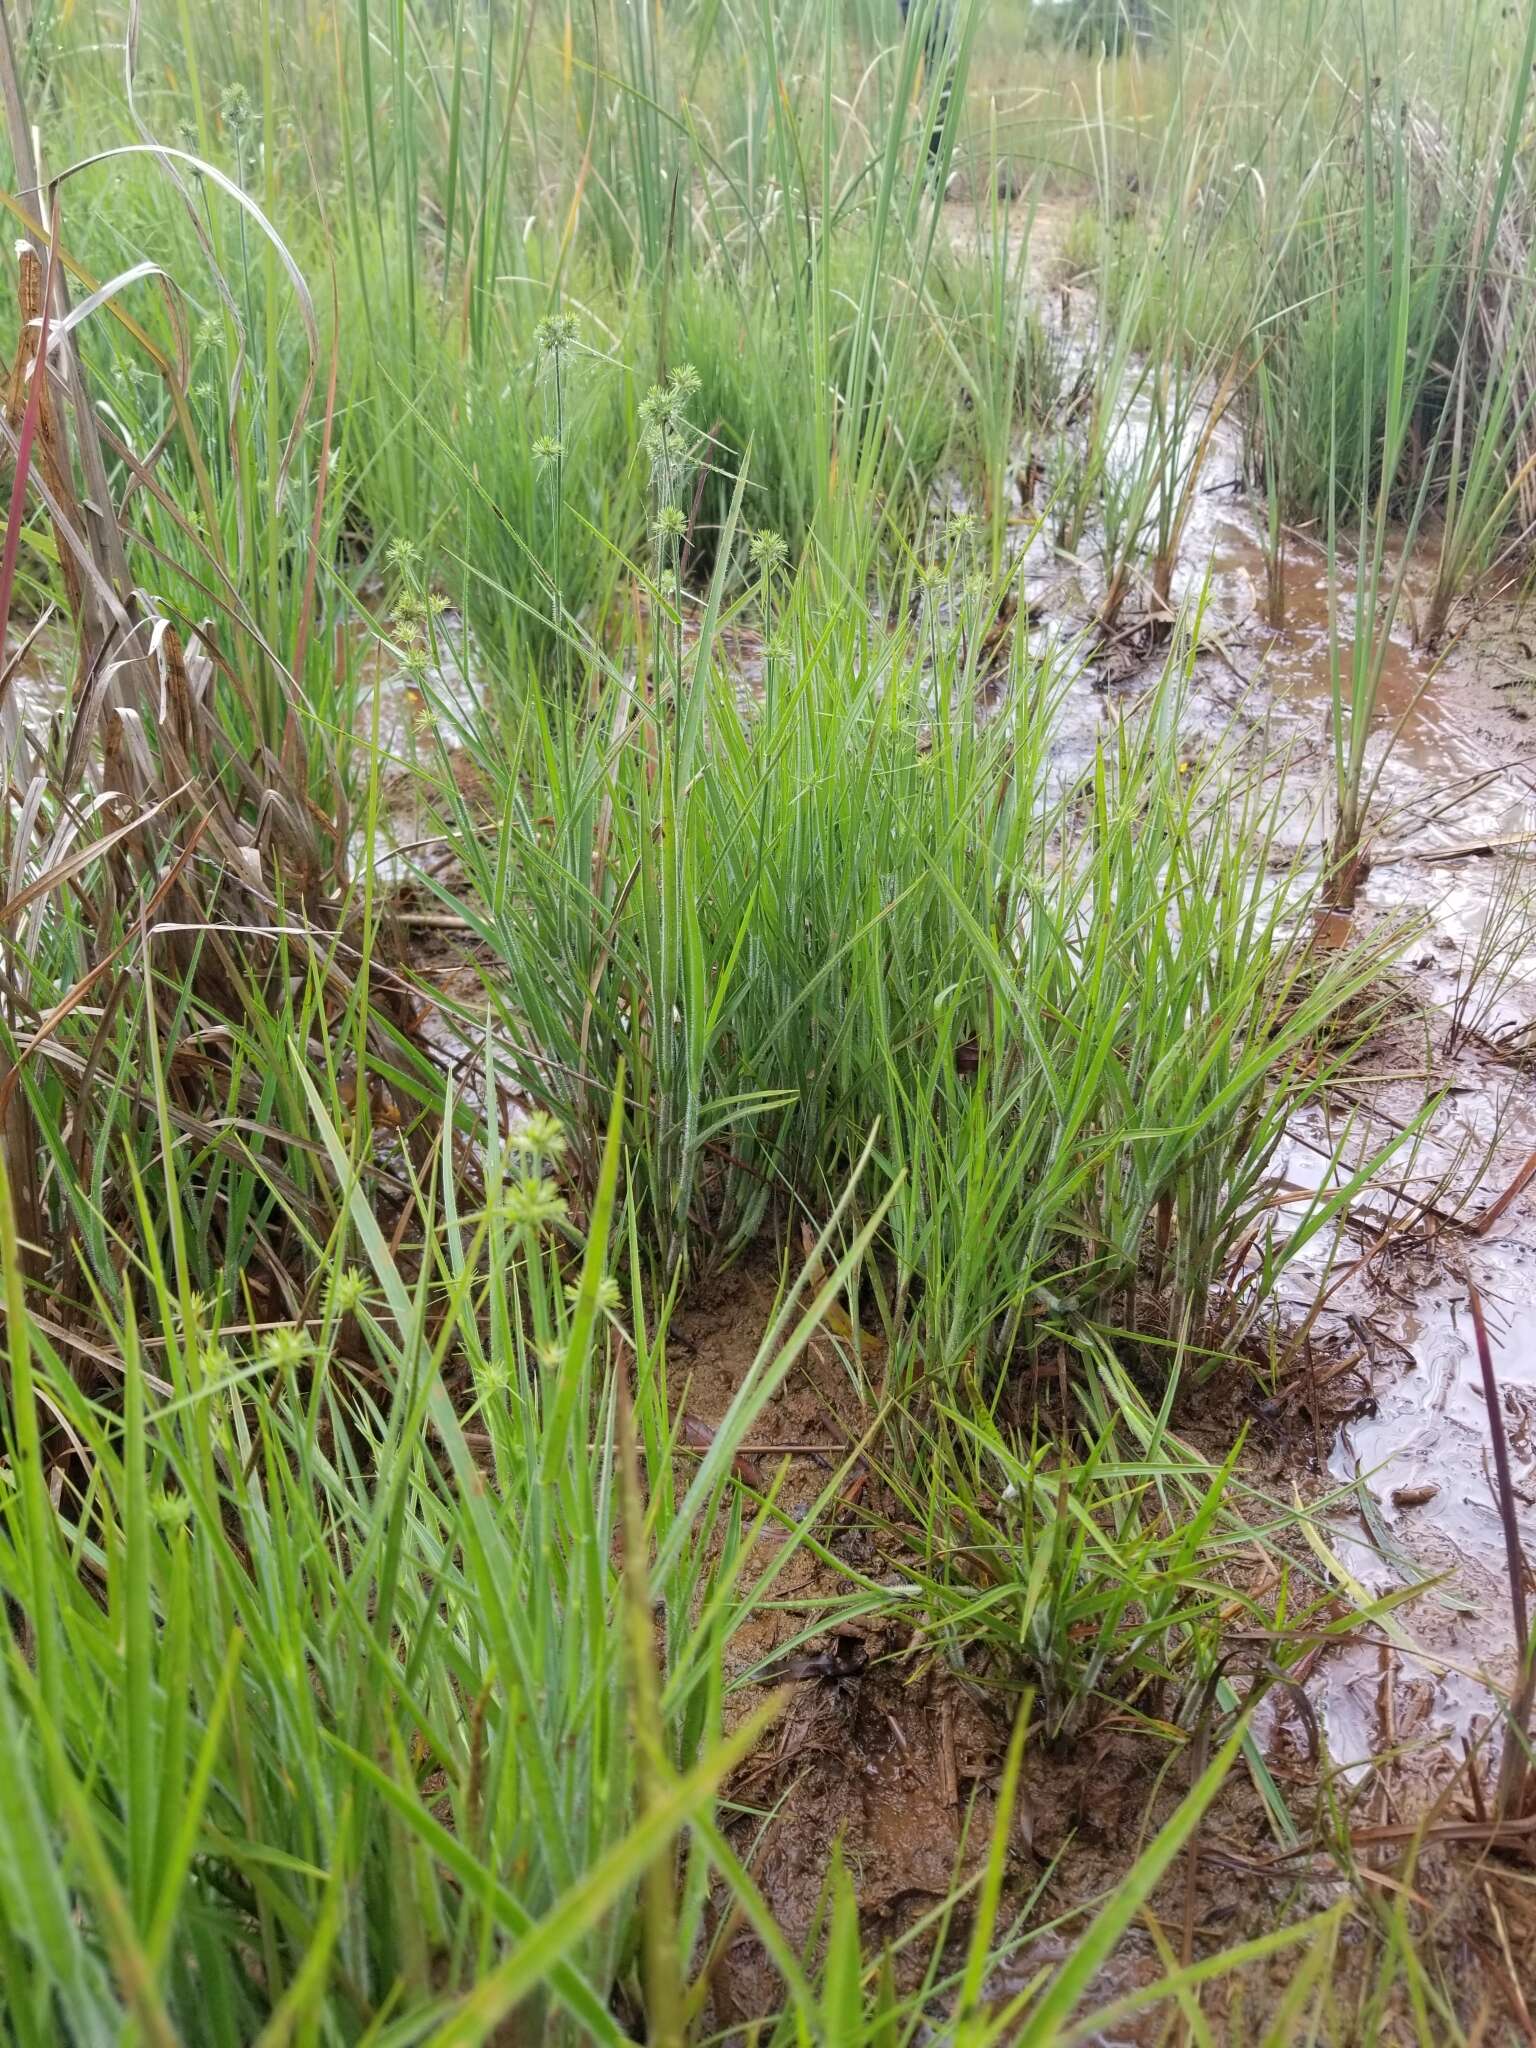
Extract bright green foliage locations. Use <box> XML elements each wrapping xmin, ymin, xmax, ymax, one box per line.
<box><xmin>0</xmin><ymin>0</ymin><xmax>1527</xmax><ymax>2036</ymax></box>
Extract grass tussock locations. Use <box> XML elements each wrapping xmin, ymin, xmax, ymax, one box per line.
<box><xmin>1</xmin><ymin>0</ymin><xmax>1535</xmax><ymax>2038</ymax></box>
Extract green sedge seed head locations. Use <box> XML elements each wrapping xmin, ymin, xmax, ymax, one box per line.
<box><xmin>566</xmin><ymin>1274</ymin><xmax>620</xmax><ymax>1313</ymax></box>
<box><xmin>640</xmin><ymin>365</ymin><xmax>699</xmax><ymax>438</ymax></box>
<box><xmin>513</xmin><ymin>1111</ymin><xmax>567</xmax><ymax>1162</ymax></box>
<box><xmin>505</xmin><ymin>1175</ymin><xmax>568</xmax><ymax>1230</ymax></box>
<box><xmin>262</xmin><ymin>1326</ymin><xmax>311</xmax><ymax>1371</ymax></box>
<box><xmin>749</xmin><ymin>528</ymin><xmax>788</xmax><ymax>575</ymax></box>
<box><xmin>534</xmin><ymin>312</ymin><xmax>581</xmax><ymax>358</ymax></box>
<box><xmin>150</xmin><ymin>1490</ymin><xmax>193</xmax><ymax>1532</ymax></box>
<box><xmin>638</xmin><ymin>388</ymin><xmax>676</xmax><ymax>438</ymax></box>
<box><xmin>219</xmin><ymin>83</ymin><xmax>254</xmax><ymax>135</ymax></box>
<box><xmin>331</xmin><ymin>1267</ymin><xmax>367</xmax><ymax>1315</ymax></box>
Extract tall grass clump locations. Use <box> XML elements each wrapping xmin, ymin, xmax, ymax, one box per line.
<box><xmin>0</xmin><ymin>1023</ymin><xmax>1355</xmax><ymax>2041</ymax></box>
<box><xmin>5</xmin><ymin>0</ymin><xmax>1535</xmax><ymax>2033</ymax></box>
<box><xmin>1323</xmin><ymin>45</ymin><xmax>1535</xmax><ymax>904</ymax></box>
<box><xmin>934</xmin><ymin>175</ymin><xmax>1063</xmax><ymax>564</ymax></box>
<box><xmin>426</xmin><ymin>504</ymin><xmax>1407</xmax><ymax>1377</ymax></box>
<box><xmin>0</xmin><ymin>1071</ymin><xmax>876</xmax><ymax>2040</ymax></box>
<box><xmin>0</xmin><ymin>1038</ymin><xmax>1367</xmax><ymax>2040</ymax></box>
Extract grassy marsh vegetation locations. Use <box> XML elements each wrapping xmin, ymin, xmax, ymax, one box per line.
<box><xmin>4</xmin><ymin>0</ymin><xmax>1536</xmax><ymax>2037</ymax></box>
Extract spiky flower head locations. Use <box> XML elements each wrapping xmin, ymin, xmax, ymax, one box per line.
<box><xmin>638</xmin><ymin>365</ymin><xmax>700</xmax><ymax>448</ymax></box>
<box><xmin>262</xmin><ymin>1325</ymin><xmax>311</xmax><ymax>1372</ymax></box>
<box><xmin>476</xmin><ymin>1356</ymin><xmax>514</xmax><ymax>1395</ymax></box>
<box><xmin>200</xmin><ymin>1341</ymin><xmax>233</xmax><ymax>1381</ymax></box>
<box><xmin>219</xmin><ymin>83</ymin><xmax>255</xmax><ymax>136</ymax></box>
<box><xmin>566</xmin><ymin>1274</ymin><xmax>621</xmax><ymax>1314</ymax></box>
<box><xmin>534</xmin><ymin>313</ymin><xmax>581</xmax><ymax>360</ymax></box>
<box><xmin>512</xmin><ymin>1111</ymin><xmax>567</xmax><ymax>1163</ymax></box>
<box><xmin>504</xmin><ymin>1175</ymin><xmax>569</xmax><ymax>1231</ymax></box>
<box><xmin>330</xmin><ymin>1267</ymin><xmax>368</xmax><ymax>1316</ymax></box>
<box><xmin>151</xmin><ymin>1490</ymin><xmax>193</xmax><ymax>1532</ymax></box>
<box><xmin>748</xmin><ymin>528</ymin><xmax>788</xmax><ymax>577</ymax></box>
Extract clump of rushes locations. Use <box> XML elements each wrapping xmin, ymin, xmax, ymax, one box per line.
<box><xmin>533</xmin><ymin>310</ymin><xmax>585</xmax><ymax>664</ymax></box>
<box><xmin>1323</xmin><ymin>96</ymin><xmax>1450</xmax><ymax>912</ymax></box>
<box><xmin>639</xmin><ymin>363</ymin><xmax>703</xmax><ymax>689</ymax></box>
<box><xmin>0</xmin><ymin>1063</ymin><xmax>890</xmax><ymax>2041</ymax></box>
<box><xmin>1251</xmin><ymin>349</ymin><xmax>1292</xmax><ymax>628</ymax></box>
<box><xmin>0</xmin><ymin>1053</ymin><xmax>1334</xmax><ymax>2040</ymax></box>
<box><xmin>748</xmin><ymin>525</ymin><xmax>790</xmax><ymax>714</ymax></box>
<box><xmin>435</xmin><ymin>572</ymin><xmax>1409</xmax><ymax>1353</ymax></box>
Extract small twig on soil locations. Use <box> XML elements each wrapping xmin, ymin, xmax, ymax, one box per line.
<box><xmin>1485</xmin><ymin>1881</ymin><xmax>1536</xmax><ymax>2047</ymax></box>
<box><xmin>1374</xmin><ymin>1640</ymin><xmax>1398</xmax><ymax>1829</ymax></box>
<box><xmin>1465</xmin><ymin>1736</ymin><xmax>1491</xmax><ymax>1826</ymax></box>
<box><xmin>677</xmin><ymin>1437</ymin><xmax>840</xmax><ymax>1457</ymax></box>
<box><xmin>1472</xmin><ymin>1146</ymin><xmax>1536</xmax><ymax>1238</ymax></box>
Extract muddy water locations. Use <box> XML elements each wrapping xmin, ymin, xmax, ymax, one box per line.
<box><xmin>1131</xmin><ymin>452</ymin><xmax>1536</xmax><ymax>1781</ymax></box>
<box><xmin>945</xmin><ymin>189</ymin><xmax>1536</xmax><ymax>1780</ymax></box>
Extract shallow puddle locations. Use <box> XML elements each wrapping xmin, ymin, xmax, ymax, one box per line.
<box><xmin>1180</xmin><ymin>524</ymin><xmax>1536</xmax><ymax>1785</ymax></box>
<box><xmin>978</xmin><ymin>314</ymin><xmax>1536</xmax><ymax>1787</ymax></box>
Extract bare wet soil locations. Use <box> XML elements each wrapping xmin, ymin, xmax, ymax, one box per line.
<box><xmin>671</xmin><ymin>1246</ymin><xmax>1536</xmax><ymax>2037</ymax></box>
